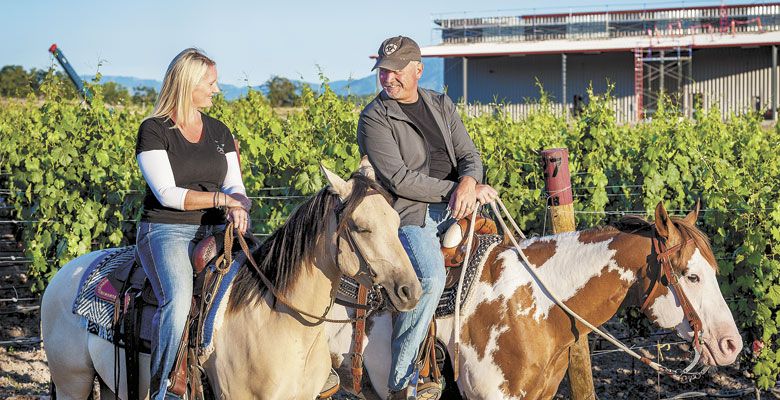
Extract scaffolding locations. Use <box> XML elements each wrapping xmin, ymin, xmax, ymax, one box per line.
<box><xmin>634</xmin><ymin>47</ymin><xmax>693</xmax><ymax>119</ymax></box>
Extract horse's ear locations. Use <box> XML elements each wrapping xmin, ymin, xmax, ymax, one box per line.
<box><xmin>682</xmin><ymin>198</ymin><xmax>701</xmax><ymax>226</ymax></box>
<box><xmin>320</xmin><ymin>163</ymin><xmax>353</xmax><ymax>200</ymax></box>
<box><xmin>654</xmin><ymin>202</ymin><xmax>680</xmax><ymax>243</ymax></box>
<box><xmin>358</xmin><ymin>156</ymin><xmax>376</xmax><ymax>181</ymax></box>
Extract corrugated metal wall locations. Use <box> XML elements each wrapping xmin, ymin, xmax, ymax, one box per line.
<box><xmin>445</xmin><ymin>52</ymin><xmax>636</xmax><ymax>122</ymax></box>
<box><xmin>689</xmin><ymin>47</ymin><xmax>775</xmax><ymax>117</ymax></box>
<box><xmin>443</xmin><ymin>46</ymin><xmax>778</xmax><ymax>122</ymax></box>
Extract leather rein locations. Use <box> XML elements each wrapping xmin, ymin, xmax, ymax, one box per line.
<box><xmin>233</xmin><ymin>190</ymin><xmax>386</xmax><ymax>325</ymax></box>
<box><xmin>486</xmin><ymin>198</ymin><xmax>711</xmax><ymax>382</ymax></box>
<box><xmin>641</xmin><ymin>235</ymin><xmax>704</xmax><ymax>354</ymax></box>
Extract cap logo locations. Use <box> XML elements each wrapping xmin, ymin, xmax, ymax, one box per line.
<box><xmin>384</xmin><ymin>43</ymin><xmax>398</xmax><ymax>55</ymax></box>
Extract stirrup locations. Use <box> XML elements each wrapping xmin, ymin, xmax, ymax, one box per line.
<box><xmin>416</xmin><ymin>380</ymin><xmax>443</xmax><ymax>400</ymax></box>
<box><xmin>316</xmin><ymin>368</ymin><xmax>340</xmax><ymax>399</ymax></box>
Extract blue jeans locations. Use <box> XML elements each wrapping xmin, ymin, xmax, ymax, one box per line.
<box><xmin>389</xmin><ymin>203</ymin><xmax>452</xmax><ymax>391</ymax></box>
<box><xmin>136</xmin><ymin>222</ymin><xmax>221</xmax><ymax>400</ymax></box>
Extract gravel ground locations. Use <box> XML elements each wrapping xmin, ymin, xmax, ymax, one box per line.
<box><xmin>0</xmin><ymin>266</ymin><xmax>774</xmax><ymax>400</ymax></box>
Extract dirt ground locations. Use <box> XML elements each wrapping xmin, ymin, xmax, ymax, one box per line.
<box><xmin>1</xmin><ymin>309</ymin><xmax>774</xmax><ymax>399</ymax></box>
<box><xmin>0</xmin><ymin>263</ymin><xmax>776</xmax><ymax>400</ymax></box>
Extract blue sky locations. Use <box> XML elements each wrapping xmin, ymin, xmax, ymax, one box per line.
<box><xmin>1</xmin><ymin>0</ymin><xmax>736</xmax><ymax>85</ymax></box>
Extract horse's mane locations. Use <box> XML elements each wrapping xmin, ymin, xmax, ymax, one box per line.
<box><xmin>227</xmin><ymin>173</ymin><xmax>391</xmax><ymax>313</ymax></box>
<box><xmin>610</xmin><ymin>215</ymin><xmax>718</xmax><ymax>271</ymax></box>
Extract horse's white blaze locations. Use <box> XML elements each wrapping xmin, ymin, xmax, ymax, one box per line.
<box><xmin>686</xmin><ymin>250</ymin><xmax>737</xmax><ymax>334</ymax></box>
<box><xmin>649</xmin><ymin>249</ymin><xmax>738</xmax><ymax>347</ymax></box>
<box><xmin>477</xmin><ymin>232</ymin><xmax>632</xmax><ymax>322</ymax></box>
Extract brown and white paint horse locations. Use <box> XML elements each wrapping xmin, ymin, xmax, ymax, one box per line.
<box><xmin>325</xmin><ymin>202</ymin><xmax>742</xmax><ymax>399</ymax></box>
<box><xmin>41</xmin><ymin>160</ymin><xmax>422</xmax><ymax>399</ymax></box>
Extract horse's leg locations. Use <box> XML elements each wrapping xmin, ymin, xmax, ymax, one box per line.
<box><xmin>41</xmin><ymin>252</ymin><xmax>105</xmax><ymax>399</ymax></box>
<box><xmin>536</xmin><ymin>349</ymin><xmax>571</xmax><ymax>399</ymax></box>
<box><xmin>362</xmin><ymin>312</ymin><xmax>394</xmax><ymax>400</ymax></box>
<box><xmin>88</xmin><ymin>335</ymin><xmax>152</xmax><ymax>400</ymax></box>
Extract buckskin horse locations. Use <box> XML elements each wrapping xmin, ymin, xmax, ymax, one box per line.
<box><xmin>326</xmin><ymin>202</ymin><xmax>743</xmax><ymax>399</ymax></box>
<box><xmin>41</xmin><ymin>159</ymin><xmax>422</xmax><ymax>399</ymax></box>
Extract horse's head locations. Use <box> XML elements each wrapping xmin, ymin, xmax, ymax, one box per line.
<box><xmin>641</xmin><ymin>201</ymin><xmax>742</xmax><ymax>366</ymax></box>
<box><xmin>320</xmin><ymin>157</ymin><xmax>421</xmax><ymax>312</ymax></box>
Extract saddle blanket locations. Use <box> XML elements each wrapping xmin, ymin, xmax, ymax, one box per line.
<box><xmin>436</xmin><ymin>234</ymin><xmax>502</xmax><ymax>317</ymax></box>
<box><xmin>72</xmin><ymin>246</ymin><xmax>242</xmax><ymax>352</ymax></box>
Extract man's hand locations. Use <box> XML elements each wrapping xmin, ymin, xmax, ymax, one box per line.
<box><xmin>449</xmin><ymin>178</ymin><xmax>500</xmax><ymax>220</ymax></box>
<box><xmin>475</xmin><ymin>184</ymin><xmax>499</xmax><ymax>206</ymax></box>
<box><xmin>449</xmin><ymin>177</ymin><xmax>478</xmax><ymax>220</ymax></box>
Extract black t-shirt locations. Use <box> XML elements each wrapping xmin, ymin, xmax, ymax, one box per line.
<box><xmin>135</xmin><ymin>113</ymin><xmax>236</xmax><ymax>225</ymax></box>
<box><xmin>398</xmin><ymin>98</ymin><xmax>457</xmax><ymax>181</ymax></box>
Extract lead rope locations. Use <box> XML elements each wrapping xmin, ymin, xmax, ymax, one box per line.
<box><xmin>452</xmin><ymin>206</ymin><xmax>479</xmax><ymax>381</ymax></box>
<box><xmin>451</xmin><ymin>197</ymin><xmax>708</xmax><ymax>383</ymax></box>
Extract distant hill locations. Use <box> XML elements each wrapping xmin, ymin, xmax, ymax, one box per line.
<box><xmin>82</xmin><ymin>58</ymin><xmax>444</xmax><ymax>100</ymax></box>
<box><xmin>81</xmin><ymin>74</ymin><xmax>253</xmax><ymax>100</ymax></box>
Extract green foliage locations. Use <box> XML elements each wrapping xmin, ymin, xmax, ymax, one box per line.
<box><xmin>0</xmin><ymin>64</ymin><xmax>155</xmax><ymax>105</ymax></box>
<box><xmin>264</xmin><ymin>75</ymin><xmax>300</xmax><ymax>107</ymax></box>
<box><xmin>99</xmin><ymin>81</ymin><xmax>131</xmax><ymax>105</ymax></box>
<box><xmin>0</xmin><ymin>65</ymin><xmax>38</xmax><ymax>97</ymax></box>
<box><xmin>1</xmin><ymin>74</ymin><xmax>779</xmax><ymax>388</ymax></box>
<box><xmin>0</xmin><ymin>65</ymin><xmax>76</xmax><ymax>99</ymax></box>
<box><xmin>132</xmin><ymin>85</ymin><xmax>158</xmax><ymax>107</ymax></box>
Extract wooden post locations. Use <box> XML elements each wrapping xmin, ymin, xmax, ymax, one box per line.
<box><xmin>541</xmin><ymin>148</ymin><xmax>595</xmax><ymax>400</ymax></box>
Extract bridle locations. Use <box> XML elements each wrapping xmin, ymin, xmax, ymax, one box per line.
<box><xmin>235</xmin><ymin>189</ymin><xmax>387</xmax><ymax>325</ymax></box>
<box><xmin>474</xmin><ymin>198</ymin><xmax>711</xmax><ymax>383</ymax></box>
<box><xmin>640</xmin><ymin>234</ymin><xmax>704</xmax><ymax>354</ymax></box>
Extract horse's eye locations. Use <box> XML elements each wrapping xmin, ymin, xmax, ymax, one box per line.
<box><xmin>687</xmin><ymin>274</ymin><xmax>700</xmax><ymax>283</ymax></box>
<box><xmin>355</xmin><ymin>226</ymin><xmax>372</xmax><ymax>234</ymax></box>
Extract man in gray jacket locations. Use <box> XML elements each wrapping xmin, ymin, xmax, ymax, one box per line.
<box><xmin>358</xmin><ymin>36</ymin><xmax>498</xmax><ymax>400</ymax></box>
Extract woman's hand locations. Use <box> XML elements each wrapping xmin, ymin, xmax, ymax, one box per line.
<box><xmin>227</xmin><ymin>206</ymin><xmax>250</xmax><ymax>235</ymax></box>
<box><xmin>227</xmin><ymin>193</ymin><xmax>252</xmax><ymax>211</ymax></box>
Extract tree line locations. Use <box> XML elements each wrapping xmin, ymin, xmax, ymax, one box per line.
<box><xmin>0</xmin><ymin>65</ymin><xmax>157</xmax><ymax>106</ymax></box>
<box><xmin>0</xmin><ymin>65</ymin><xmax>320</xmax><ymax>108</ymax></box>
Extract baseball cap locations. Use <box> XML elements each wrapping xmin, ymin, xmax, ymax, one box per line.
<box><xmin>372</xmin><ymin>36</ymin><xmax>422</xmax><ymax>71</ymax></box>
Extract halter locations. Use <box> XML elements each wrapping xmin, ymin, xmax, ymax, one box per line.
<box><xmin>641</xmin><ymin>235</ymin><xmax>703</xmax><ymax>352</ymax></box>
<box><xmin>236</xmin><ymin>189</ymin><xmax>386</xmax><ymax>325</ymax></box>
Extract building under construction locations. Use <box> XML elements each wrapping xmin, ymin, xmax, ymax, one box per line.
<box><xmin>421</xmin><ymin>2</ymin><xmax>780</xmax><ymax>122</ymax></box>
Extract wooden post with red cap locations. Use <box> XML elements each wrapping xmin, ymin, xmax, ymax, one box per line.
<box><xmin>541</xmin><ymin>148</ymin><xmax>595</xmax><ymax>400</ymax></box>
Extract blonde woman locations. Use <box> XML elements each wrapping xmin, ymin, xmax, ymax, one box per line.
<box><xmin>135</xmin><ymin>48</ymin><xmax>250</xmax><ymax>400</ymax></box>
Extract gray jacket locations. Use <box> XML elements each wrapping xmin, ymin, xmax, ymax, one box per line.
<box><xmin>357</xmin><ymin>88</ymin><xmax>483</xmax><ymax>227</ymax></box>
